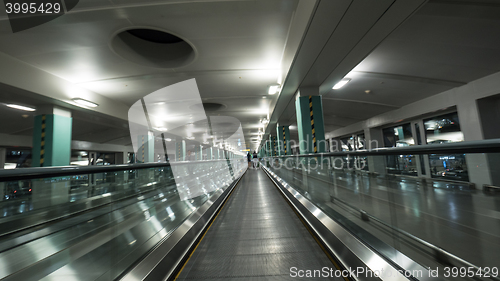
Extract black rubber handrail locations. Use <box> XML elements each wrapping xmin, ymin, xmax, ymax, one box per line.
<box><xmin>271</xmin><ymin>138</ymin><xmax>500</xmax><ymax>157</ymax></box>
<box><xmin>0</xmin><ymin>159</ymin><xmax>238</xmax><ymax>182</ymax></box>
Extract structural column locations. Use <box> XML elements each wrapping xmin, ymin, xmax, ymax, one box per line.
<box><xmin>0</xmin><ymin>147</ymin><xmax>6</xmax><ymax>169</ymax></box>
<box><xmin>136</xmin><ymin>133</ymin><xmax>154</xmax><ymax>163</ymax></box>
<box><xmin>32</xmin><ymin>107</ymin><xmax>72</xmax><ymax>167</ymax></box>
<box><xmin>175</xmin><ymin>140</ymin><xmax>186</xmax><ymax>161</ymax></box>
<box><xmin>364</xmin><ymin>128</ymin><xmax>387</xmax><ymax>176</ymax></box>
<box><xmin>276</xmin><ymin>125</ymin><xmax>291</xmax><ymax>156</ymax></box>
<box><xmin>268</xmin><ymin>136</ymin><xmax>274</xmax><ymax>157</ymax></box>
<box><xmin>196</xmin><ymin>145</ymin><xmax>203</xmax><ymax>160</ymax></box>
<box><xmin>295</xmin><ymin>87</ymin><xmax>327</xmax><ymax>154</ymax></box>
<box><xmin>31</xmin><ymin>107</ymin><xmax>72</xmax><ymax>210</ymax></box>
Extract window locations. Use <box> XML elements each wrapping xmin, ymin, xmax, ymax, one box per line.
<box><xmin>424</xmin><ymin>112</ymin><xmax>463</xmax><ymax>144</ymax></box>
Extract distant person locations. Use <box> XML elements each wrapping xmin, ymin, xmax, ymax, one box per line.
<box><xmin>247</xmin><ymin>152</ymin><xmax>252</xmax><ymax>168</ymax></box>
<box><xmin>252</xmin><ymin>150</ymin><xmax>258</xmax><ymax>168</ymax></box>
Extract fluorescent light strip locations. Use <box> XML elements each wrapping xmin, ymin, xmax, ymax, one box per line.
<box><xmin>72</xmin><ymin>98</ymin><xmax>99</xmax><ymax>108</ymax></box>
<box><xmin>6</xmin><ymin>104</ymin><xmax>36</xmax><ymax>111</ymax></box>
<box><xmin>332</xmin><ymin>78</ymin><xmax>351</xmax><ymax>89</ymax></box>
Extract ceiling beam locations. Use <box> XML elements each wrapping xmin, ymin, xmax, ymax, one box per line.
<box><xmin>260</xmin><ymin>0</ymin><xmax>428</xmax><ymax>149</ymax></box>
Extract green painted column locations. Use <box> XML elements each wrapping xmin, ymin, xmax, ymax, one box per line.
<box><xmin>272</xmin><ymin>135</ymin><xmax>277</xmax><ymax>157</ymax></box>
<box><xmin>195</xmin><ymin>145</ymin><xmax>203</xmax><ymax>160</ymax></box>
<box><xmin>175</xmin><ymin>140</ymin><xmax>186</xmax><ymax>161</ymax></box>
<box><xmin>32</xmin><ymin>111</ymin><xmax>72</xmax><ymax>167</ymax></box>
<box><xmin>266</xmin><ymin>138</ymin><xmax>272</xmax><ymax>157</ymax></box>
<box><xmin>276</xmin><ymin>125</ymin><xmax>291</xmax><ymax>156</ymax></box>
<box><xmin>136</xmin><ymin>133</ymin><xmax>154</xmax><ymax>163</ymax></box>
<box><xmin>296</xmin><ymin>95</ymin><xmax>326</xmax><ymax>154</ymax></box>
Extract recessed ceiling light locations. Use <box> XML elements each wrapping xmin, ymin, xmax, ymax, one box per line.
<box><xmin>72</xmin><ymin>98</ymin><xmax>99</xmax><ymax>108</ymax></box>
<box><xmin>165</xmin><ymin>138</ymin><xmax>172</xmax><ymax>142</ymax></box>
<box><xmin>186</xmin><ymin>136</ymin><xmax>195</xmax><ymax>140</ymax></box>
<box><xmin>154</xmin><ymin>127</ymin><xmax>168</xmax><ymax>131</ymax></box>
<box><xmin>6</xmin><ymin>104</ymin><xmax>36</xmax><ymax>111</ymax></box>
<box><xmin>332</xmin><ymin>78</ymin><xmax>351</xmax><ymax>89</ymax></box>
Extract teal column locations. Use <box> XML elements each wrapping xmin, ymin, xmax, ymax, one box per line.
<box><xmin>196</xmin><ymin>145</ymin><xmax>202</xmax><ymax>160</ymax></box>
<box><xmin>296</xmin><ymin>95</ymin><xmax>326</xmax><ymax>154</ymax></box>
<box><xmin>273</xmin><ymin>135</ymin><xmax>278</xmax><ymax>157</ymax></box>
<box><xmin>268</xmin><ymin>140</ymin><xmax>272</xmax><ymax>157</ymax></box>
<box><xmin>175</xmin><ymin>140</ymin><xmax>186</xmax><ymax>161</ymax></box>
<box><xmin>136</xmin><ymin>133</ymin><xmax>154</xmax><ymax>163</ymax></box>
<box><xmin>32</xmin><ymin>113</ymin><xmax>72</xmax><ymax>167</ymax></box>
<box><xmin>276</xmin><ymin>125</ymin><xmax>291</xmax><ymax>156</ymax></box>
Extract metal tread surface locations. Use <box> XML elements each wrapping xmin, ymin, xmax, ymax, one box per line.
<box><xmin>176</xmin><ymin>169</ymin><xmax>343</xmax><ymax>280</ymax></box>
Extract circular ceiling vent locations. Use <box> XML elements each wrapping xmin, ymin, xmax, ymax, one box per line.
<box><xmin>110</xmin><ymin>28</ymin><xmax>196</xmax><ymax>68</ymax></box>
<box><xmin>190</xmin><ymin>103</ymin><xmax>226</xmax><ymax>112</ymax></box>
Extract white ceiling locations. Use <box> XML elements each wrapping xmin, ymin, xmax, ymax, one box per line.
<box><xmin>268</xmin><ymin>0</ymin><xmax>500</xmax><ymax>148</ymax></box>
<box><xmin>0</xmin><ymin>0</ymin><xmax>500</xmax><ymax>152</ymax></box>
<box><xmin>0</xmin><ymin>0</ymin><xmax>307</xmax><ymax>151</ymax></box>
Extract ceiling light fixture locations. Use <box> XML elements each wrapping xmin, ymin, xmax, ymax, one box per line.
<box><xmin>6</xmin><ymin>104</ymin><xmax>36</xmax><ymax>111</ymax></box>
<box><xmin>268</xmin><ymin>85</ymin><xmax>280</xmax><ymax>95</ymax></box>
<box><xmin>165</xmin><ymin>138</ymin><xmax>172</xmax><ymax>142</ymax></box>
<box><xmin>153</xmin><ymin>127</ymin><xmax>168</xmax><ymax>131</ymax></box>
<box><xmin>72</xmin><ymin>98</ymin><xmax>99</xmax><ymax>108</ymax></box>
<box><xmin>186</xmin><ymin>136</ymin><xmax>195</xmax><ymax>140</ymax></box>
<box><xmin>332</xmin><ymin>78</ymin><xmax>351</xmax><ymax>89</ymax></box>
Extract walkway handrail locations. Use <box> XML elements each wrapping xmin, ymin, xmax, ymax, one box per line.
<box><xmin>0</xmin><ymin>159</ymin><xmax>238</xmax><ymax>182</ymax></box>
<box><xmin>275</xmin><ymin>138</ymin><xmax>500</xmax><ymax>157</ymax></box>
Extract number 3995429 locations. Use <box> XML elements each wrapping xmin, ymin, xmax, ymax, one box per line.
<box><xmin>5</xmin><ymin>2</ymin><xmax>62</xmax><ymax>14</ymax></box>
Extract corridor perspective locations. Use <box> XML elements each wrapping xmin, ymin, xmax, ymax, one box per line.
<box><xmin>0</xmin><ymin>0</ymin><xmax>499</xmax><ymax>280</ymax></box>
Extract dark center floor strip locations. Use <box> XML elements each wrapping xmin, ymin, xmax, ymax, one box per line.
<box><xmin>176</xmin><ymin>169</ymin><xmax>344</xmax><ymax>281</ymax></box>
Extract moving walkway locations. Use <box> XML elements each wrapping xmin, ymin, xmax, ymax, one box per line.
<box><xmin>0</xmin><ymin>140</ymin><xmax>499</xmax><ymax>281</ymax></box>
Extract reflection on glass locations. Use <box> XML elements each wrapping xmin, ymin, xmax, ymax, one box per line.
<box><xmin>341</xmin><ymin>136</ymin><xmax>354</xmax><ymax>151</ymax></box>
<box><xmin>383</xmin><ymin>123</ymin><xmax>413</xmax><ymax>147</ymax></box>
<box><xmin>383</xmin><ymin>124</ymin><xmax>415</xmax><ymax>175</ymax></box>
<box><xmin>425</xmin><ymin>112</ymin><xmax>468</xmax><ymax>181</ymax></box>
<box><xmin>429</xmin><ymin>154</ymin><xmax>468</xmax><ymax>181</ymax></box>
<box><xmin>424</xmin><ymin>112</ymin><xmax>464</xmax><ymax>144</ymax></box>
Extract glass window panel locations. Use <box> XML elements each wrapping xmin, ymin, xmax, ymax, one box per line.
<box><xmin>424</xmin><ymin>112</ymin><xmax>464</xmax><ymax>144</ymax></box>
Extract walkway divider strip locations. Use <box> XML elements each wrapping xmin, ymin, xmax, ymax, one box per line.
<box><xmin>261</xmin><ymin>167</ymin><xmax>350</xmax><ymax>281</ymax></box>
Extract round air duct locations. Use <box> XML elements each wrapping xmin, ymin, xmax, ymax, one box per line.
<box><xmin>110</xmin><ymin>28</ymin><xmax>196</xmax><ymax>68</ymax></box>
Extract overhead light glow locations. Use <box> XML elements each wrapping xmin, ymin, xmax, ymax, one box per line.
<box><xmin>153</xmin><ymin>127</ymin><xmax>168</xmax><ymax>131</ymax></box>
<box><xmin>186</xmin><ymin>136</ymin><xmax>195</xmax><ymax>140</ymax></box>
<box><xmin>332</xmin><ymin>78</ymin><xmax>351</xmax><ymax>89</ymax></box>
<box><xmin>165</xmin><ymin>138</ymin><xmax>172</xmax><ymax>142</ymax></box>
<box><xmin>6</xmin><ymin>104</ymin><xmax>36</xmax><ymax>111</ymax></box>
<box><xmin>72</xmin><ymin>98</ymin><xmax>99</xmax><ymax>108</ymax></box>
<box><xmin>268</xmin><ymin>85</ymin><xmax>280</xmax><ymax>95</ymax></box>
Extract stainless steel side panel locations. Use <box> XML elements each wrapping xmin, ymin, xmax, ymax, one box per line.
<box><xmin>262</xmin><ymin>166</ymin><xmax>435</xmax><ymax>281</ymax></box>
